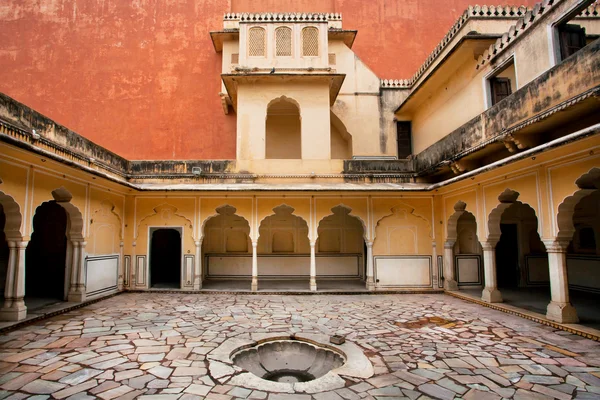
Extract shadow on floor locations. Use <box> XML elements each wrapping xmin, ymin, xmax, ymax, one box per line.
<box><xmin>462</xmin><ymin>287</ymin><xmax>600</xmax><ymax>330</ymax></box>
<box><xmin>202</xmin><ymin>279</ymin><xmax>366</xmax><ymax>292</ymax></box>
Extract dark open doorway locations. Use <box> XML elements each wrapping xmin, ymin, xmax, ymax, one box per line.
<box><xmin>496</xmin><ymin>223</ymin><xmax>520</xmax><ymax>289</ymax></box>
<box><xmin>150</xmin><ymin>228</ymin><xmax>181</xmax><ymax>288</ymax></box>
<box><xmin>26</xmin><ymin>202</ymin><xmax>68</xmax><ymax>305</ymax></box>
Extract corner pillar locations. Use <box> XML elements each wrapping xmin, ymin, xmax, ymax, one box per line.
<box><xmin>481</xmin><ymin>241</ymin><xmax>502</xmax><ymax>303</ymax></box>
<box><xmin>194</xmin><ymin>240</ymin><xmax>202</xmax><ymax>290</ymax></box>
<box><xmin>310</xmin><ymin>240</ymin><xmax>317</xmax><ymax>291</ymax></box>
<box><xmin>544</xmin><ymin>240</ymin><xmax>578</xmax><ymax>323</ymax></box>
<box><xmin>251</xmin><ymin>240</ymin><xmax>258</xmax><ymax>292</ymax></box>
<box><xmin>0</xmin><ymin>240</ymin><xmax>28</xmax><ymax>321</ymax></box>
<box><xmin>68</xmin><ymin>240</ymin><xmax>87</xmax><ymax>302</ymax></box>
<box><xmin>366</xmin><ymin>241</ymin><xmax>375</xmax><ymax>291</ymax></box>
<box><xmin>443</xmin><ymin>241</ymin><xmax>458</xmax><ymax>291</ymax></box>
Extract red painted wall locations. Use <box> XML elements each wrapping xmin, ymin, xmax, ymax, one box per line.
<box><xmin>0</xmin><ymin>0</ymin><xmax>537</xmax><ymax>160</ymax></box>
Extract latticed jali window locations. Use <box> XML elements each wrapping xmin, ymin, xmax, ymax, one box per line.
<box><xmin>275</xmin><ymin>27</ymin><xmax>292</xmax><ymax>56</ymax></box>
<box><xmin>302</xmin><ymin>27</ymin><xmax>319</xmax><ymax>57</ymax></box>
<box><xmin>248</xmin><ymin>27</ymin><xmax>266</xmax><ymax>57</ymax></box>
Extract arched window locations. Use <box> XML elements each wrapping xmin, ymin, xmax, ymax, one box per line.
<box><xmin>248</xmin><ymin>27</ymin><xmax>266</xmax><ymax>57</ymax></box>
<box><xmin>275</xmin><ymin>27</ymin><xmax>292</xmax><ymax>57</ymax></box>
<box><xmin>302</xmin><ymin>27</ymin><xmax>319</xmax><ymax>57</ymax></box>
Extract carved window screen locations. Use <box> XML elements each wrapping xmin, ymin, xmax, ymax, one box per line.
<box><xmin>302</xmin><ymin>27</ymin><xmax>319</xmax><ymax>56</ymax></box>
<box><xmin>248</xmin><ymin>27</ymin><xmax>266</xmax><ymax>57</ymax></box>
<box><xmin>275</xmin><ymin>27</ymin><xmax>292</xmax><ymax>56</ymax></box>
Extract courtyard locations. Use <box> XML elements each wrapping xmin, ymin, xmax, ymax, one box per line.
<box><xmin>0</xmin><ymin>293</ymin><xmax>598</xmax><ymax>399</ymax></box>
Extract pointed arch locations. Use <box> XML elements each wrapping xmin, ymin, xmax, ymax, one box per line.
<box><xmin>200</xmin><ymin>204</ymin><xmax>251</xmax><ymax>240</ymax></box>
<box><xmin>136</xmin><ymin>203</ymin><xmax>196</xmax><ymax>240</ymax></box>
<box><xmin>373</xmin><ymin>202</ymin><xmax>432</xmax><ymax>242</ymax></box>
<box><xmin>317</xmin><ymin>205</ymin><xmax>367</xmax><ymax>241</ymax></box>
<box><xmin>556</xmin><ymin>167</ymin><xmax>600</xmax><ymax>241</ymax></box>
<box><xmin>0</xmin><ymin>190</ymin><xmax>23</xmax><ymax>241</ymax></box>
<box><xmin>258</xmin><ymin>205</ymin><xmax>310</xmax><ymax>254</ymax></box>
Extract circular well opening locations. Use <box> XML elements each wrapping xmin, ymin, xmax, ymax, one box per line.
<box><xmin>230</xmin><ymin>338</ymin><xmax>346</xmax><ymax>383</ymax></box>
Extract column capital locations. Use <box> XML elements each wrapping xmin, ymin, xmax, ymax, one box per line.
<box><xmin>310</xmin><ymin>240</ymin><xmax>317</xmax><ymax>247</ymax></box>
<box><xmin>542</xmin><ymin>239</ymin><xmax>569</xmax><ymax>253</ymax></box>
<box><xmin>444</xmin><ymin>240</ymin><xmax>455</xmax><ymax>249</ymax></box>
<box><xmin>194</xmin><ymin>239</ymin><xmax>203</xmax><ymax>246</ymax></box>
<box><xmin>366</xmin><ymin>240</ymin><xmax>373</xmax><ymax>248</ymax></box>
<box><xmin>481</xmin><ymin>240</ymin><xmax>497</xmax><ymax>251</ymax></box>
<box><xmin>132</xmin><ymin>241</ymin><xmax>137</xmax><ymax>247</ymax></box>
<box><xmin>252</xmin><ymin>240</ymin><xmax>258</xmax><ymax>247</ymax></box>
<box><xmin>16</xmin><ymin>240</ymin><xmax>29</xmax><ymax>249</ymax></box>
<box><xmin>120</xmin><ymin>240</ymin><xmax>124</xmax><ymax>247</ymax></box>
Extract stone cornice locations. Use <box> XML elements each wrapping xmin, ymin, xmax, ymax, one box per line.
<box><xmin>381</xmin><ymin>4</ymin><xmax>532</xmax><ymax>89</ymax></box>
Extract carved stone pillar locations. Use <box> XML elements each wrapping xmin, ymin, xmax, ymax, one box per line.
<box><xmin>365</xmin><ymin>241</ymin><xmax>375</xmax><ymax>291</ymax></box>
<box><xmin>68</xmin><ymin>240</ymin><xmax>86</xmax><ymax>302</ymax></box>
<box><xmin>443</xmin><ymin>241</ymin><xmax>458</xmax><ymax>291</ymax></box>
<box><xmin>251</xmin><ymin>240</ymin><xmax>258</xmax><ymax>292</ymax></box>
<box><xmin>194</xmin><ymin>240</ymin><xmax>202</xmax><ymax>290</ymax></box>
<box><xmin>481</xmin><ymin>241</ymin><xmax>502</xmax><ymax>303</ymax></box>
<box><xmin>544</xmin><ymin>240</ymin><xmax>579</xmax><ymax>323</ymax></box>
<box><xmin>310</xmin><ymin>241</ymin><xmax>317</xmax><ymax>291</ymax></box>
<box><xmin>118</xmin><ymin>241</ymin><xmax>124</xmax><ymax>290</ymax></box>
<box><xmin>0</xmin><ymin>240</ymin><xmax>28</xmax><ymax>321</ymax></box>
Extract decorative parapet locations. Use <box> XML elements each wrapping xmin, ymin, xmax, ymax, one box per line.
<box><xmin>223</xmin><ymin>12</ymin><xmax>343</xmax><ymax>29</ymax></box>
<box><xmin>477</xmin><ymin>1</ymin><xmax>599</xmax><ymax>70</ymax></box>
<box><xmin>576</xmin><ymin>1</ymin><xmax>599</xmax><ymax>17</ymax></box>
<box><xmin>381</xmin><ymin>5</ymin><xmax>531</xmax><ymax>89</ymax></box>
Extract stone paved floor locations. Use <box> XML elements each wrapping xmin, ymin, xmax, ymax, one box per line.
<box><xmin>1</xmin><ymin>293</ymin><xmax>600</xmax><ymax>400</ymax></box>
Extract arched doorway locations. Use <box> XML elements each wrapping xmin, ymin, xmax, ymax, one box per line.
<box><xmin>316</xmin><ymin>206</ymin><xmax>365</xmax><ymax>290</ymax></box>
<box><xmin>26</xmin><ymin>202</ymin><xmax>68</xmax><ymax>307</ymax></box>
<box><xmin>201</xmin><ymin>206</ymin><xmax>252</xmax><ymax>290</ymax></box>
<box><xmin>257</xmin><ymin>205</ymin><xmax>310</xmax><ymax>290</ymax></box>
<box><xmin>265</xmin><ymin>97</ymin><xmax>301</xmax><ymax>159</ymax></box>
<box><xmin>485</xmin><ymin>189</ymin><xmax>548</xmax><ymax>310</ymax></box>
<box><xmin>149</xmin><ymin>228</ymin><xmax>182</xmax><ymax>288</ymax></box>
<box><xmin>555</xmin><ymin>168</ymin><xmax>600</xmax><ymax>327</ymax></box>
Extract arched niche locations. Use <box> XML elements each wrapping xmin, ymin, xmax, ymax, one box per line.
<box><xmin>265</xmin><ymin>96</ymin><xmax>301</xmax><ymax>159</ymax></box>
<box><xmin>202</xmin><ymin>205</ymin><xmax>251</xmax><ymax>254</ymax></box>
<box><xmin>258</xmin><ymin>205</ymin><xmax>310</xmax><ymax>254</ymax></box>
<box><xmin>373</xmin><ymin>204</ymin><xmax>432</xmax><ymax>255</ymax></box>
<box><xmin>317</xmin><ymin>206</ymin><xmax>365</xmax><ymax>253</ymax></box>
<box><xmin>89</xmin><ymin>200</ymin><xmax>122</xmax><ymax>255</ymax></box>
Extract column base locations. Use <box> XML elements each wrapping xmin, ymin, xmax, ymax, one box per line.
<box><xmin>0</xmin><ymin>302</ymin><xmax>27</xmax><ymax>321</ymax></box>
<box><xmin>310</xmin><ymin>279</ymin><xmax>317</xmax><ymax>292</ymax></box>
<box><xmin>481</xmin><ymin>287</ymin><xmax>502</xmax><ymax>303</ymax></box>
<box><xmin>444</xmin><ymin>279</ymin><xmax>459</xmax><ymax>291</ymax></box>
<box><xmin>251</xmin><ymin>279</ymin><xmax>258</xmax><ymax>292</ymax></box>
<box><xmin>68</xmin><ymin>289</ymin><xmax>86</xmax><ymax>303</ymax></box>
<box><xmin>546</xmin><ymin>301</ymin><xmax>579</xmax><ymax>324</ymax></box>
<box><xmin>366</xmin><ymin>279</ymin><xmax>376</xmax><ymax>291</ymax></box>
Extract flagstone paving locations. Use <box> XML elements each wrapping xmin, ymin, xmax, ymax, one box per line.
<box><xmin>0</xmin><ymin>293</ymin><xmax>599</xmax><ymax>399</ymax></box>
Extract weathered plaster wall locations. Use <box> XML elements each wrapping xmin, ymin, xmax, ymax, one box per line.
<box><xmin>0</xmin><ymin>0</ymin><xmax>538</xmax><ymax>160</ymax></box>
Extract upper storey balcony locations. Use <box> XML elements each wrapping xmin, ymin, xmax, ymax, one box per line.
<box><xmin>211</xmin><ymin>13</ymin><xmax>352</xmax><ymax>115</ymax></box>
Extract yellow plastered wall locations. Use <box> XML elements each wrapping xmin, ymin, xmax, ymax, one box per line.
<box><xmin>372</xmin><ymin>197</ymin><xmax>433</xmax><ymax>256</ymax></box>
<box><xmin>237</xmin><ymin>82</ymin><xmax>331</xmax><ymax>161</ymax></box>
<box><xmin>87</xmin><ymin>188</ymin><xmax>125</xmax><ymax>255</ymax></box>
<box><xmin>134</xmin><ymin>197</ymin><xmax>197</xmax><ymax>257</ymax></box>
<box><xmin>399</xmin><ymin>53</ymin><xmax>485</xmax><ymax>154</ymax></box>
